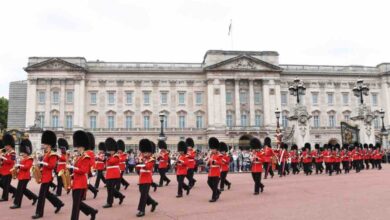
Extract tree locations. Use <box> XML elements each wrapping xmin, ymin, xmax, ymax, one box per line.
<box><xmin>0</xmin><ymin>97</ymin><xmax>8</xmax><ymax>129</ymax></box>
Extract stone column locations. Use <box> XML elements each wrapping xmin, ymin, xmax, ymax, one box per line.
<box><xmin>262</xmin><ymin>80</ymin><xmax>271</xmax><ymax>127</ymax></box>
<box><xmin>59</xmin><ymin>79</ymin><xmax>65</xmax><ymax>128</ymax></box>
<box><xmin>220</xmin><ymin>79</ymin><xmax>227</xmax><ymax>128</ymax></box>
<box><xmin>44</xmin><ymin>79</ymin><xmax>51</xmax><ymax>128</ymax></box>
<box><xmin>381</xmin><ymin>79</ymin><xmax>390</xmax><ymax>125</ymax></box>
<box><xmin>249</xmin><ymin>79</ymin><xmax>255</xmax><ymax>126</ymax></box>
<box><xmin>234</xmin><ymin>79</ymin><xmax>241</xmax><ymax>126</ymax></box>
<box><xmin>25</xmin><ymin>79</ymin><xmax>37</xmax><ymax>128</ymax></box>
<box><xmin>207</xmin><ymin>79</ymin><xmax>215</xmax><ymax>128</ymax></box>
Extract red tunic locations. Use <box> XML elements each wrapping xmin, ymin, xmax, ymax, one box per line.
<box><xmin>158</xmin><ymin>151</ymin><xmax>169</xmax><ymax>169</ymax></box>
<box><xmin>279</xmin><ymin>150</ymin><xmax>289</xmax><ymax>163</ymax></box>
<box><xmin>341</xmin><ymin>151</ymin><xmax>350</xmax><ymax>162</ymax></box>
<box><xmin>334</xmin><ymin>152</ymin><xmax>341</xmax><ymax>163</ymax></box>
<box><xmin>175</xmin><ymin>154</ymin><xmax>188</xmax><ymax>176</ymax></box>
<box><xmin>186</xmin><ymin>148</ymin><xmax>196</xmax><ymax>169</ymax></box>
<box><xmin>118</xmin><ymin>152</ymin><xmax>127</xmax><ymax>171</ymax></box>
<box><xmin>41</xmin><ymin>152</ymin><xmax>58</xmax><ymax>183</ymax></box>
<box><xmin>208</xmin><ymin>153</ymin><xmax>222</xmax><ymax>177</ymax></box>
<box><xmin>85</xmin><ymin>150</ymin><xmax>95</xmax><ymax>170</ymax></box>
<box><xmin>302</xmin><ymin>151</ymin><xmax>312</xmax><ymax>163</ymax></box>
<box><xmin>138</xmin><ymin>157</ymin><xmax>154</xmax><ymax>184</ymax></box>
<box><xmin>290</xmin><ymin>151</ymin><xmax>299</xmax><ymax>163</ymax></box>
<box><xmin>251</xmin><ymin>151</ymin><xmax>264</xmax><ymax>173</ymax></box>
<box><xmin>263</xmin><ymin>146</ymin><xmax>274</xmax><ymax>163</ymax></box>
<box><xmin>221</xmin><ymin>153</ymin><xmax>230</xmax><ymax>172</ymax></box>
<box><xmin>0</xmin><ymin>150</ymin><xmax>15</xmax><ymax>175</ymax></box>
<box><xmin>56</xmin><ymin>153</ymin><xmax>67</xmax><ymax>173</ymax></box>
<box><xmin>105</xmin><ymin>155</ymin><xmax>121</xmax><ymax>179</ymax></box>
<box><xmin>94</xmin><ymin>152</ymin><xmax>106</xmax><ymax>171</ymax></box>
<box><xmin>18</xmin><ymin>157</ymin><xmax>33</xmax><ymax>180</ymax></box>
<box><xmin>72</xmin><ymin>154</ymin><xmax>91</xmax><ymax>189</ymax></box>
<box><xmin>323</xmin><ymin>150</ymin><xmax>332</xmax><ymax>163</ymax></box>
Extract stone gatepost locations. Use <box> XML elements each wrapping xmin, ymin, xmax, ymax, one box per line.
<box><xmin>288</xmin><ymin>104</ymin><xmax>311</xmax><ymax>148</ymax></box>
<box><xmin>351</xmin><ymin>104</ymin><xmax>375</xmax><ymax>145</ymax></box>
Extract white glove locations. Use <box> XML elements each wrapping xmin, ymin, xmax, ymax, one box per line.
<box><xmin>66</xmin><ymin>165</ymin><xmax>78</xmax><ymax>170</ymax></box>
<box><xmin>0</xmin><ymin>156</ymin><xmax>7</xmax><ymax>160</ymax></box>
<box><xmin>38</xmin><ymin>161</ymin><xmax>48</xmax><ymax>166</ymax></box>
<box><xmin>15</xmin><ymin>164</ymin><xmax>21</xmax><ymax>167</ymax></box>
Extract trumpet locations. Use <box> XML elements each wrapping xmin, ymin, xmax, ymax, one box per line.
<box><xmin>10</xmin><ymin>157</ymin><xmax>20</xmax><ymax>179</ymax></box>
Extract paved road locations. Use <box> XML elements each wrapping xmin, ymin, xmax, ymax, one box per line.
<box><xmin>1</xmin><ymin>165</ymin><xmax>389</xmax><ymax>220</ymax></box>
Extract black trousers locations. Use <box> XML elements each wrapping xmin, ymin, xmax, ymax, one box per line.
<box><xmin>364</xmin><ymin>159</ymin><xmax>370</xmax><ymax>169</ymax></box>
<box><xmin>71</xmin><ymin>189</ymin><xmax>96</xmax><ymax>220</ymax></box>
<box><xmin>251</xmin><ymin>172</ymin><xmax>263</xmax><ymax>193</ymax></box>
<box><xmin>353</xmin><ymin>160</ymin><xmax>361</xmax><ymax>172</ymax></box>
<box><xmin>377</xmin><ymin>159</ymin><xmax>382</xmax><ymax>169</ymax></box>
<box><xmin>303</xmin><ymin>163</ymin><xmax>312</xmax><ymax>175</ymax></box>
<box><xmin>35</xmin><ymin>182</ymin><xmax>63</xmax><ymax>216</ymax></box>
<box><xmin>176</xmin><ymin>175</ymin><xmax>189</xmax><ymax>196</ymax></box>
<box><xmin>207</xmin><ymin>176</ymin><xmax>220</xmax><ymax>200</ymax></box>
<box><xmin>116</xmin><ymin>171</ymin><xmax>129</xmax><ymax>190</ymax></box>
<box><xmin>138</xmin><ymin>184</ymin><xmax>156</xmax><ymax>213</ymax></box>
<box><xmin>88</xmin><ymin>183</ymin><xmax>98</xmax><ymax>195</ymax></box>
<box><xmin>186</xmin><ymin>168</ymin><xmax>196</xmax><ymax>187</ymax></box>
<box><xmin>334</xmin><ymin>162</ymin><xmax>341</xmax><ymax>174</ymax></box>
<box><xmin>263</xmin><ymin>162</ymin><xmax>274</xmax><ymax>178</ymax></box>
<box><xmin>342</xmin><ymin>161</ymin><xmax>350</xmax><ymax>173</ymax></box>
<box><xmin>325</xmin><ymin>162</ymin><xmax>333</xmax><ymax>175</ymax></box>
<box><xmin>291</xmin><ymin>162</ymin><xmax>299</xmax><ymax>174</ymax></box>
<box><xmin>94</xmin><ymin>170</ymin><xmax>106</xmax><ymax>188</ymax></box>
<box><xmin>56</xmin><ymin>176</ymin><xmax>63</xmax><ymax>196</ymax></box>
<box><xmin>106</xmin><ymin>179</ymin><xmax>124</xmax><ymax>205</ymax></box>
<box><xmin>158</xmin><ymin>168</ymin><xmax>170</xmax><ymax>186</ymax></box>
<box><xmin>220</xmin><ymin>171</ymin><xmax>230</xmax><ymax>189</ymax></box>
<box><xmin>0</xmin><ymin>174</ymin><xmax>14</xmax><ymax>200</ymax></box>
<box><xmin>13</xmin><ymin>179</ymin><xmax>38</xmax><ymax>207</ymax></box>
<box><xmin>315</xmin><ymin>162</ymin><xmax>323</xmax><ymax>174</ymax></box>
<box><xmin>278</xmin><ymin>162</ymin><xmax>287</xmax><ymax>176</ymax></box>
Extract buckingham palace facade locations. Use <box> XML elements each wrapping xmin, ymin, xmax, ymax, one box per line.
<box><xmin>15</xmin><ymin>50</ymin><xmax>390</xmax><ymax>150</ymax></box>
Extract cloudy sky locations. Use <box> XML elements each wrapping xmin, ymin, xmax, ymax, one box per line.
<box><xmin>0</xmin><ymin>0</ymin><xmax>389</xmax><ymax>98</ymax></box>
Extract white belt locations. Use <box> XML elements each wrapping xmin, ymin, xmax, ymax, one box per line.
<box><xmin>253</xmin><ymin>162</ymin><xmax>261</xmax><ymax>164</ymax></box>
<box><xmin>140</xmin><ymin>170</ymin><xmax>151</xmax><ymax>173</ymax></box>
<box><xmin>210</xmin><ymin>165</ymin><xmax>220</xmax><ymax>168</ymax></box>
<box><xmin>106</xmin><ymin>166</ymin><xmax>120</xmax><ymax>169</ymax></box>
<box><xmin>120</xmin><ymin>162</ymin><xmax>126</xmax><ymax>164</ymax></box>
<box><xmin>96</xmin><ymin>161</ymin><xmax>104</xmax><ymax>164</ymax></box>
<box><xmin>188</xmin><ymin>159</ymin><xmax>195</xmax><ymax>161</ymax></box>
<box><xmin>57</xmin><ymin>162</ymin><xmax>66</xmax><ymax>165</ymax></box>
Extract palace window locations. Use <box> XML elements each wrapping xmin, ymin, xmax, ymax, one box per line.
<box><xmin>374</xmin><ymin>116</ymin><xmax>380</xmax><ymax>129</ymax></box>
<box><xmin>38</xmin><ymin>112</ymin><xmax>45</xmax><ymax>128</ymax></box>
<box><xmin>178</xmin><ymin>92</ymin><xmax>186</xmax><ymax>105</ymax></box>
<box><xmin>328</xmin><ymin>115</ymin><xmax>336</xmax><ymax>128</ymax></box>
<box><xmin>107</xmin><ymin>116</ymin><xmax>115</xmax><ymax>129</ymax></box>
<box><xmin>195</xmin><ymin>92</ymin><xmax>203</xmax><ymax>105</ymax></box>
<box><xmin>38</xmin><ymin>91</ymin><xmax>45</xmax><ymax>104</ymax></box>
<box><xmin>255</xmin><ymin>114</ymin><xmax>262</xmax><ymax>127</ymax></box>
<box><xmin>52</xmin><ymin>91</ymin><xmax>59</xmax><ymax>104</ymax></box>
<box><xmin>196</xmin><ymin>116</ymin><xmax>203</xmax><ymax>128</ymax></box>
<box><xmin>143</xmin><ymin>91</ymin><xmax>150</xmax><ymax>105</ymax></box>
<box><xmin>160</xmin><ymin>92</ymin><xmax>168</xmax><ymax>105</ymax></box>
<box><xmin>143</xmin><ymin>116</ymin><xmax>150</xmax><ymax>129</ymax></box>
<box><xmin>179</xmin><ymin>116</ymin><xmax>186</xmax><ymax>128</ymax></box>
<box><xmin>125</xmin><ymin>116</ymin><xmax>133</xmax><ymax>129</ymax></box>
<box><xmin>126</xmin><ymin>92</ymin><xmax>133</xmax><ymax>105</ymax></box>
<box><xmin>90</xmin><ymin>92</ymin><xmax>97</xmax><ymax>105</ymax></box>
<box><xmin>281</xmin><ymin>92</ymin><xmax>288</xmax><ymax>106</ymax></box>
<box><xmin>372</xmin><ymin>93</ymin><xmax>378</xmax><ymax>106</ymax></box>
<box><xmin>65</xmin><ymin>114</ymin><xmax>73</xmax><ymax>129</ymax></box>
<box><xmin>226</xmin><ymin>114</ymin><xmax>233</xmax><ymax>127</ymax></box>
<box><xmin>108</xmin><ymin>92</ymin><xmax>115</xmax><ymax>105</ymax></box>
<box><xmin>254</xmin><ymin>92</ymin><xmax>262</xmax><ymax>104</ymax></box>
<box><xmin>312</xmin><ymin>93</ymin><xmax>318</xmax><ymax>106</ymax></box>
<box><xmin>282</xmin><ymin>113</ymin><xmax>288</xmax><ymax>128</ymax></box>
<box><xmin>342</xmin><ymin>93</ymin><xmax>349</xmax><ymax>105</ymax></box>
<box><xmin>239</xmin><ymin>91</ymin><xmax>248</xmax><ymax>104</ymax></box>
<box><xmin>226</xmin><ymin>91</ymin><xmax>233</xmax><ymax>104</ymax></box>
<box><xmin>89</xmin><ymin>116</ymin><xmax>96</xmax><ymax>129</ymax></box>
<box><xmin>241</xmin><ymin>113</ymin><xmax>248</xmax><ymax>127</ymax></box>
<box><xmin>66</xmin><ymin>91</ymin><xmax>73</xmax><ymax>104</ymax></box>
<box><xmin>51</xmin><ymin>115</ymin><xmax>59</xmax><ymax>128</ymax></box>
<box><xmin>313</xmin><ymin>115</ymin><xmax>320</xmax><ymax>128</ymax></box>
<box><xmin>327</xmin><ymin>93</ymin><xmax>334</xmax><ymax>106</ymax></box>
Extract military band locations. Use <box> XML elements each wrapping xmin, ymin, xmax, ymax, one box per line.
<box><xmin>0</xmin><ymin>128</ymin><xmax>387</xmax><ymax>219</ymax></box>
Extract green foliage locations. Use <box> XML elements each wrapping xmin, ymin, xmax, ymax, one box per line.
<box><xmin>0</xmin><ymin>97</ymin><xmax>8</xmax><ymax>129</ymax></box>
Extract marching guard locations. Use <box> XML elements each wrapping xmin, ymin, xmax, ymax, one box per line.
<box><xmin>185</xmin><ymin>138</ymin><xmax>197</xmax><ymax>188</ymax></box>
<box><xmin>289</xmin><ymin>144</ymin><xmax>300</xmax><ymax>174</ymax></box>
<box><xmin>302</xmin><ymin>143</ymin><xmax>312</xmax><ymax>175</ymax></box>
<box><xmin>10</xmin><ymin>138</ymin><xmax>38</xmax><ymax>209</ymax></box>
<box><xmin>0</xmin><ymin>133</ymin><xmax>17</xmax><ymax>202</ymax></box>
<box><xmin>205</xmin><ymin>137</ymin><xmax>222</xmax><ymax>203</ymax></box>
<box><xmin>55</xmin><ymin>138</ymin><xmax>69</xmax><ymax>196</ymax></box>
<box><xmin>219</xmin><ymin>142</ymin><xmax>231</xmax><ymax>191</ymax></box>
<box><xmin>157</xmin><ymin>140</ymin><xmax>171</xmax><ymax>187</ymax></box>
<box><xmin>250</xmin><ymin>137</ymin><xmax>264</xmax><ymax>195</ymax></box>
<box><xmin>117</xmin><ymin>139</ymin><xmax>130</xmax><ymax>190</ymax></box>
<box><xmin>175</xmin><ymin>141</ymin><xmax>191</xmax><ymax>197</ymax></box>
<box><xmin>85</xmin><ymin>132</ymin><xmax>99</xmax><ymax>199</ymax></box>
<box><xmin>69</xmin><ymin>131</ymin><xmax>98</xmax><ymax>220</ymax></box>
<box><xmin>94</xmin><ymin>142</ymin><xmax>107</xmax><ymax>189</ymax></box>
<box><xmin>102</xmin><ymin>137</ymin><xmax>125</xmax><ymax>208</ymax></box>
<box><xmin>32</xmin><ymin>130</ymin><xmax>64</xmax><ymax>219</ymax></box>
<box><xmin>136</xmin><ymin>139</ymin><xmax>158</xmax><ymax>217</ymax></box>
<box><xmin>263</xmin><ymin>137</ymin><xmax>274</xmax><ymax>179</ymax></box>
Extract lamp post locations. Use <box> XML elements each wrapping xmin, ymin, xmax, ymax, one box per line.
<box><xmin>288</xmin><ymin>77</ymin><xmax>306</xmax><ymax>104</ymax></box>
<box><xmin>275</xmin><ymin>108</ymin><xmax>281</xmax><ymax>129</ymax></box>
<box><xmin>352</xmin><ymin>79</ymin><xmax>369</xmax><ymax>105</ymax></box>
<box><xmin>379</xmin><ymin>109</ymin><xmax>389</xmax><ymax>162</ymax></box>
<box><xmin>158</xmin><ymin>113</ymin><xmax>166</xmax><ymax>141</ymax></box>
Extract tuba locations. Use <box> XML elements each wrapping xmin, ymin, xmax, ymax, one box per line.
<box><xmin>31</xmin><ymin>151</ymin><xmax>42</xmax><ymax>184</ymax></box>
<box><xmin>58</xmin><ymin>151</ymin><xmax>73</xmax><ymax>192</ymax></box>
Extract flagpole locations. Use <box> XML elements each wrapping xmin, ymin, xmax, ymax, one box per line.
<box><xmin>228</xmin><ymin>19</ymin><xmax>234</xmax><ymax>50</ymax></box>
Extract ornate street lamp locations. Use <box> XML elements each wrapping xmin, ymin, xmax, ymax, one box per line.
<box><xmin>158</xmin><ymin>113</ymin><xmax>166</xmax><ymax>141</ymax></box>
<box><xmin>379</xmin><ymin>108</ymin><xmax>387</xmax><ymax>133</ymax></box>
<box><xmin>275</xmin><ymin>108</ymin><xmax>281</xmax><ymax>129</ymax></box>
<box><xmin>352</xmin><ymin>78</ymin><xmax>369</xmax><ymax>105</ymax></box>
<box><xmin>288</xmin><ymin>77</ymin><xmax>306</xmax><ymax>104</ymax></box>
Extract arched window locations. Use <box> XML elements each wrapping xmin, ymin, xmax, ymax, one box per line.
<box><xmin>226</xmin><ymin>110</ymin><xmax>234</xmax><ymax>127</ymax></box>
<box><xmin>312</xmin><ymin>110</ymin><xmax>321</xmax><ymax>128</ymax></box>
<box><xmin>106</xmin><ymin>110</ymin><xmax>116</xmax><ymax>129</ymax></box>
<box><xmin>327</xmin><ymin>110</ymin><xmax>336</xmax><ymax>128</ymax></box>
<box><xmin>177</xmin><ymin>110</ymin><xmax>187</xmax><ymax>128</ymax></box>
<box><xmin>124</xmin><ymin>110</ymin><xmax>134</xmax><ymax>129</ymax></box>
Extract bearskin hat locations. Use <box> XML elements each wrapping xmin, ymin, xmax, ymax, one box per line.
<box><xmin>157</xmin><ymin>140</ymin><xmax>167</xmax><ymax>150</ymax></box>
<box><xmin>98</xmin><ymin>142</ymin><xmax>106</xmax><ymax>151</ymax></box>
<box><xmin>304</xmin><ymin>142</ymin><xmax>311</xmax><ymax>150</ymax></box>
<box><xmin>250</xmin><ymin>137</ymin><xmax>261</xmax><ymax>150</ymax></box>
<box><xmin>375</xmin><ymin>142</ymin><xmax>381</xmax><ymax>149</ymax></box>
<box><xmin>315</xmin><ymin>143</ymin><xmax>320</xmax><ymax>149</ymax></box>
<box><xmin>117</xmin><ymin>139</ymin><xmax>125</xmax><ymax>152</ymax></box>
<box><xmin>291</xmin><ymin>144</ymin><xmax>298</xmax><ymax>150</ymax></box>
<box><xmin>369</xmin><ymin>143</ymin><xmax>374</xmax><ymax>149</ymax></box>
<box><xmin>139</xmin><ymin>139</ymin><xmax>152</xmax><ymax>153</ymax></box>
<box><xmin>0</xmin><ymin>139</ymin><xmax>4</xmax><ymax>150</ymax></box>
<box><xmin>86</xmin><ymin>132</ymin><xmax>95</xmax><ymax>151</ymax></box>
<box><xmin>177</xmin><ymin>141</ymin><xmax>187</xmax><ymax>154</ymax></box>
<box><xmin>342</xmin><ymin>143</ymin><xmax>349</xmax><ymax>150</ymax></box>
<box><xmin>41</xmin><ymin>130</ymin><xmax>57</xmax><ymax>148</ymax></box>
<box><xmin>219</xmin><ymin>142</ymin><xmax>228</xmax><ymax>152</ymax></box>
<box><xmin>73</xmin><ymin>130</ymin><xmax>89</xmax><ymax>149</ymax></box>
<box><xmin>335</xmin><ymin>143</ymin><xmax>340</xmax><ymax>150</ymax></box>
<box><xmin>105</xmin><ymin>137</ymin><xmax>118</xmax><ymax>152</ymax></box>
<box><xmin>208</xmin><ymin>137</ymin><xmax>220</xmax><ymax>150</ymax></box>
<box><xmin>58</xmin><ymin>138</ymin><xmax>69</xmax><ymax>150</ymax></box>
<box><xmin>185</xmin><ymin>137</ymin><xmax>195</xmax><ymax>148</ymax></box>
<box><xmin>264</xmin><ymin>137</ymin><xmax>271</xmax><ymax>147</ymax></box>
<box><xmin>3</xmin><ymin>133</ymin><xmax>15</xmax><ymax>148</ymax></box>
<box><xmin>19</xmin><ymin>139</ymin><xmax>32</xmax><ymax>155</ymax></box>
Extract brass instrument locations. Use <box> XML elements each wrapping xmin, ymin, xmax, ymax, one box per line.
<box><xmin>31</xmin><ymin>150</ymin><xmax>42</xmax><ymax>184</ymax></box>
<box><xmin>58</xmin><ymin>150</ymin><xmax>73</xmax><ymax>192</ymax></box>
<box><xmin>0</xmin><ymin>148</ymin><xmax>6</xmax><ymax>168</ymax></box>
<box><xmin>10</xmin><ymin>157</ymin><xmax>20</xmax><ymax>179</ymax></box>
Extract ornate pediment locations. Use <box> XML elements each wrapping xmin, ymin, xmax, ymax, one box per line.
<box><xmin>204</xmin><ymin>55</ymin><xmax>282</xmax><ymax>72</ymax></box>
<box><xmin>25</xmin><ymin>58</ymin><xmax>86</xmax><ymax>72</ymax></box>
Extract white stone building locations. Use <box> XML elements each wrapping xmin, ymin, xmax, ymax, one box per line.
<box><xmin>18</xmin><ymin>50</ymin><xmax>390</xmax><ymax>150</ymax></box>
